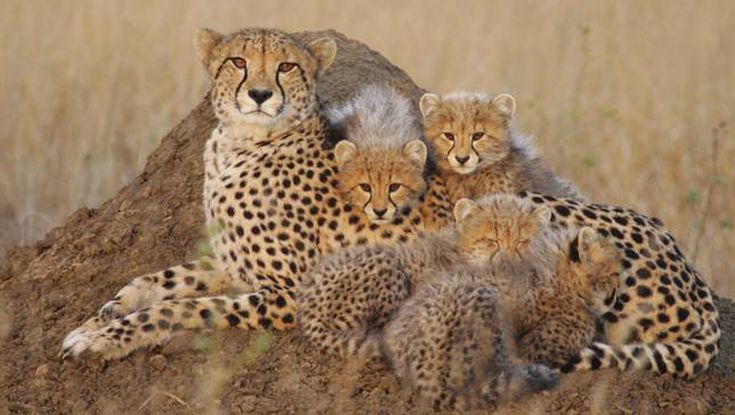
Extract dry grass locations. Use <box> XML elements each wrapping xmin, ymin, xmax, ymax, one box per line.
<box><xmin>1</xmin><ymin>0</ymin><xmax>733</xmax><ymax>295</ymax></box>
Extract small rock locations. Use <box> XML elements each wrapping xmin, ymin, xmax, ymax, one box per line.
<box><xmin>149</xmin><ymin>354</ymin><xmax>167</xmax><ymax>369</ymax></box>
<box><xmin>119</xmin><ymin>200</ymin><xmax>133</xmax><ymax>211</ymax></box>
<box><xmin>35</xmin><ymin>363</ymin><xmax>50</xmax><ymax>378</ymax></box>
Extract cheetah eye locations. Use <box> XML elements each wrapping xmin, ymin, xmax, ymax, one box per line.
<box><xmin>486</xmin><ymin>239</ymin><xmax>498</xmax><ymax>247</ymax></box>
<box><xmin>443</xmin><ymin>132</ymin><xmax>455</xmax><ymax>141</ymax></box>
<box><xmin>279</xmin><ymin>62</ymin><xmax>297</xmax><ymax>73</ymax></box>
<box><xmin>389</xmin><ymin>183</ymin><xmax>402</xmax><ymax>192</ymax></box>
<box><xmin>359</xmin><ymin>183</ymin><xmax>372</xmax><ymax>192</ymax></box>
<box><xmin>231</xmin><ymin>58</ymin><xmax>247</xmax><ymax>70</ymax></box>
<box><xmin>472</xmin><ymin>132</ymin><xmax>484</xmax><ymax>141</ymax></box>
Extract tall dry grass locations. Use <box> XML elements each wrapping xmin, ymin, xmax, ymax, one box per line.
<box><xmin>1</xmin><ymin>0</ymin><xmax>733</xmax><ymax>294</ymax></box>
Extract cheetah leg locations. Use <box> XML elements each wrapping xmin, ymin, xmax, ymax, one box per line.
<box><xmin>60</xmin><ymin>258</ymin><xmax>230</xmax><ymax>357</ymax></box>
<box><xmin>61</xmin><ymin>288</ymin><xmax>296</xmax><ymax>359</ymax></box>
<box><xmin>98</xmin><ymin>257</ymin><xmax>230</xmax><ymax>319</ymax></box>
<box><xmin>518</xmin><ymin>316</ymin><xmax>595</xmax><ymax>368</ymax></box>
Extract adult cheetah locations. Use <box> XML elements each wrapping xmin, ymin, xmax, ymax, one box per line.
<box><xmin>61</xmin><ymin>28</ymin><xmax>454</xmax><ymax>359</ymax></box>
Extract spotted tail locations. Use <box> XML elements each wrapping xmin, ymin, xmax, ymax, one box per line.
<box><xmin>561</xmin><ymin>321</ymin><xmax>720</xmax><ymax>379</ymax></box>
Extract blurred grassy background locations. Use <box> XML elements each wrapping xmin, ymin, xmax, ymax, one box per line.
<box><xmin>1</xmin><ymin>0</ymin><xmax>733</xmax><ymax>295</ymax></box>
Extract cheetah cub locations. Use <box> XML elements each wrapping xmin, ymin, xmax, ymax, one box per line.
<box><xmin>297</xmin><ymin>193</ymin><xmax>555</xmax><ymax>357</ymax></box>
<box><xmin>419</xmin><ymin>92</ymin><xmax>583</xmax><ymax>203</ymax></box>
<box><xmin>382</xmin><ymin>224</ymin><xmax>621</xmax><ymax>410</ymax></box>
<box><xmin>328</xmin><ymin>85</ymin><xmax>428</xmax><ymax>225</ymax></box>
<box><xmin>383</xmin><ymin>275</ymin><xmax>558</xmax><ymax>411</ymax></box>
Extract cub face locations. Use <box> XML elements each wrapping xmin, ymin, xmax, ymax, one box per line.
<box><xmin>334</xmin><ymin>139</ymin><xmax>428</xmax><ymax>224</ymax></box>
<box><xmin>420</xmin><ymin>92</ymin><xmax>516</xmax><ymax>175</ymax></box>
<box><xmin>453</xmin><ymin>194</ymin><xmax>550</xmax><ymax>266</ymax></box>
<box><xmin>194</xmin><ymin>28</ymin><xmax>336</xmax><ymax>131</ymax></box>
<box><xmin>566</xmin><ymin>227</ymin><xmax>622</xmax><ymax>312</ymax></box>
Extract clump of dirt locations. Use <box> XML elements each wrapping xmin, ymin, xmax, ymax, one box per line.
<box><xmin>1</xmin><ymin>30</ymin><xmax>734</xmax><ymax>414</ymax></box>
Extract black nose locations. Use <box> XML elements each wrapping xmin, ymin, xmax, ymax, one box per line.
<box><xmin>455</xmin><ymin>155</ymin><xmax>470</xmax><ymax>164</ymax></box>
<box><xmin>373</xmin><ymin>208</ymin><xmax>387</xmax><ymax>217</ymax></box>
<box><xmin>248</xmin><ymin>89</ymin><xmax>273</xmax><ymax>104</ymax></box>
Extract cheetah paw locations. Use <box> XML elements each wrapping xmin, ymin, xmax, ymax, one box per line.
<box><xmin>60</xmin><ymin>327</ymin><xmax>95</xmax><ymax>359</ymax></box>
<box><xmin>59</xmin><ymin>315</ymin><xmax>109</xmax><ymax>359</ymax></box>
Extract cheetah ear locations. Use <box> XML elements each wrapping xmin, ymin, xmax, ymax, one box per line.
<box><xmin>306</xmin><ymin>37</ymin><xmax>337</xmax><ymax>73</ymax></box>
<box><xmin>454</xmin><ymin>198</ymin><xmax>480</xmax><ymax>222</ymax></box>
<box><xmin>194</xmin><ymin>28</ymin><xmax>223</xmax><ymax>66</ymax></box>
<box><xmin>419</xmin><ymin>93</ymin><xmax>441</xmax><ymax>117</ymax></box>
<box><xmin>532</xmin><ymin>205</ymin><xmax>552</xmax><ymax>225</ymax></box>
<box><xmin>490</xmin><ymin>93</ymin><xmax>516</xmax><ymax>118</ymax></box>
<box><xmin>334</xmin><ymin>140</ymin><xmax>358</xmax><ymax>167</ymax></box>
<box><xmin>402</xmin><ymin>140</ymin><xmax>428</xmax><ymax>167</ymax></box>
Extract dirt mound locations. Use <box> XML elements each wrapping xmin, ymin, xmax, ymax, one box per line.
<box><xmin>1</xmin><ymin>30</ymin><xmax>734</xmax><ymax>414</ymax></box>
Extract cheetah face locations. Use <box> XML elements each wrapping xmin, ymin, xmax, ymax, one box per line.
<box><xmin>194</xmin><ymin>28</ymin><xmax>336</xmax><ymax>133</ymax></box>
<box><xmin>335</xmin><ymin>139</ymin><xmax>428</xmax><ymax>224</ymax></box>
<box><xmin>569</xmin><ymin>227</ymin><xmax>622</xmax><ymax>312</ymax></box>
<box><xmin>453</xmin><ymin>195</ymin><xmax>551</xmax><ymax>267</ymax></box>
<box><xmin>420</xmin><ymin>92</ymin><xmax>516</xmax><ymax>175</ymax></box>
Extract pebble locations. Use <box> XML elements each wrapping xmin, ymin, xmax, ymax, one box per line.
<box><xmin>35</xmin><ymin>363</ymin><xmax>50</xmax><ymax>378</ymax></box>
<box><xmin>149</xmin><ymin>354</ymin><xmax>167</xmax><ymax>369</ymax></box>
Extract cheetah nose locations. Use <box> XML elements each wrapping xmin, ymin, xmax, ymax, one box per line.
<box><xmin>248</xmin><ymin>89</ymin><xmax>273</xmax><ymax>104</ymax></box>
<box><xmin>455</xmin><ymin>155</ymin><xmax>470</xmax><ymax>165</ymax></box>
<box><xmin>373</xmin><ymin>208</ymin><xmax>387</xmax><ymax>217</ymax></box>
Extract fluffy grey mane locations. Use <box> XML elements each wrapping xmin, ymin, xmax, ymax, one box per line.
<box><xmin>327</xmin><ymin>84</ymin><xmax>421</xmax><ymax>149</ymax></box>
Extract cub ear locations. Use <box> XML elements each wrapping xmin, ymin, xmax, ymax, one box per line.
<box><xmin>402</xmin><ymin>140</ymin><xmax>428</xmax><ymax>167</ymax></box>
<box><xmin>490</xmin><ymin>93</ymin><xmax>516</xmax><ymax>118</ymax></box>
<box><xmin>419</xmin><ymin>93</ymin><xmax>441</xmax><ymax>117</ymax></box>
<box><xmin>194</xmin><ymin>28</ymin><xmax>223</xmax><ymax>66</ymax></box>
<box><xmin>306</xmin><ymin>37</ymin><xmax>337</xmax><ymax>73</ymax></box>
<box><xmin>334</xmin><ymin>140</ymin><xmax>358</xmax><ymax>166</ymax></box>
<box><xmin>532</xmin><ymin>205</ymin><xmax>552</xmax><ymax>225</ymax></box>
<box><xmin>576</xmin><ymin>226</ymin><xmax>617</xmax><ymax>266</ymax></box>
<box><xmin>453</xmin><ymin>198</ymin><xmax>480</xmax><ymax>223</ymax></box>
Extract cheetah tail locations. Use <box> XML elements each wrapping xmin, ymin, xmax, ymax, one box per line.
<box><xmin>491</xmin><ymin>363</ymin><xmax>560</xmax><ymax>404</ymax></box>
<box><xmin>560</xmin><ymin>330</ymin><xmax>720</xmax><ymax>379</ymax></box>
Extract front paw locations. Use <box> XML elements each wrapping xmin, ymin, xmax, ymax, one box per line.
<box><xmin>99</xmin><ymin>300</ymin><xmax>128</xmax><ymax>319</ymax></box>
<box><xmin>61</xmin><ymin>326</ymin><xmax>94</xmax><ymax>359</ymax></box>
<box><xmin>60</xmin><ymin>315</ymin><xmax>109</xmax><ymax>358</ymax></box>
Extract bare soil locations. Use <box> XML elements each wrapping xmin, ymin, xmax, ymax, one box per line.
<box><xmin>1</xmin><ymin>30</ymin><xmax>734</xmax><ymax>414</ymax></box>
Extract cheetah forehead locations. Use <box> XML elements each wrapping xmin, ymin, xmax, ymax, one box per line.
<box><xmin>473</xmin><ymin>193</ymin><xmax>539</xmax><ymax>216</ymax></box>
<box><xmin>221</xmin><ymin>27</ymin><xmax>293</xmax><ymax>49</ymax></box>
<box><xmin>442</xmin><ymin>91</ymin><xmax>493</xmax><ymax>103</ymax></box>
<box><xmin>327</xmin><ymin>84</ymin><xmax>422</xmax><ymax>149</ymax></box>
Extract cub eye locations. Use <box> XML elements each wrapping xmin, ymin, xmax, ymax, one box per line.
<box><xmin>279</xmin><ymin>62</ymin><xmax>297</xmax><ymax>72</ymax></box>
<box><xmin>472</xmin><ymin>132</ymin><xmax>484</xmax><ymax>141</ymax></box>
<box><xmin>389</xmin><ymin>183</ymin><xmax>401</xmax><ymax>192</ymax></box>
<box><xmin>443</xmin><ymin>132</ymin><xmax>455</xmax><ymax>141</ymax></box>
<box><xmin>359</xmin><ymin>183</ymin><xmax>372</xmax><ymax>192</ymax></box>
<box><xmin>486</xmin><ymin>239</ymin><xmax>498</xmax><ymax>247</ymax></box>
<box><xmin>231</xmin><ymin>58</ymin><xmax>247</xmax><ymax>69</ymax></box>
